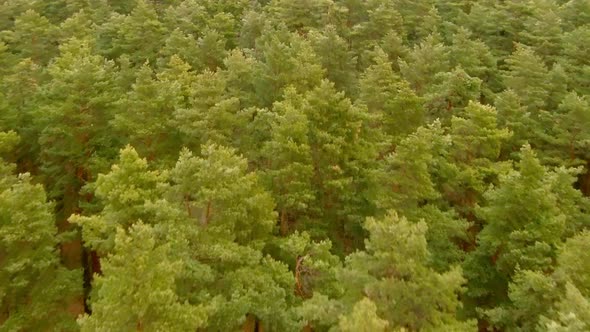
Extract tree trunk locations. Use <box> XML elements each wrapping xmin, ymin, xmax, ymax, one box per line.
<box><xmin>302</xmin><ymin>324</ymin><xmax>313</xmax><ymax>332</ymax></box>
<box><xmin>279</xmin><ymin>209</ymin><xmax>288</xmax><ymax>236</ymax></box>
<box><xmin>579</xmin><ymin>160</ymin><xmax>590</xmax><ymax>196</ymax></box>
<box><xmin>243</xmin><ymin>314</ymin><xmax>256</xmax><ymax>332</ymax></box>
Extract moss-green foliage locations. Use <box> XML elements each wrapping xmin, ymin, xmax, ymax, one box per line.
<box><xmin>1</xmin><ymin>1</ymin><xmax>590</xmax><ymax>331</ymax></box>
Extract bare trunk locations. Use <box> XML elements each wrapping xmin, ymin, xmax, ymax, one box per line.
<box><xmin>243</xmin><ymin>314</ymin><xmax>256</xmax><ymax>332</ymax></box>
<box><xmin>279</xmin><ymin>209</ymin><xmax>288</xmax><ymax>236</ymax></box>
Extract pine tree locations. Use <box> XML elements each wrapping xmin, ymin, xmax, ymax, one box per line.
<box><xmin>170</xmin><ymin>144</ymin><xmax>301</xmax><ymax>331</ymax></box>
<box><xmin>308</xmin><ymin>25</ymin><xmax>358</xmax><ymax>96</ymax></box>
<box><xmin>445</xmin><ymin>101</ymin><xmax>511</xmax><ymax>221</ymax></box>
<box><xmin>111</xmin><ymin>63</ymin><xmax>183</xmax><ymax>164</ymax></box>
<box><xmin>301</xmin><ymin>80</ymin><xmax>378</xmax><ymax>250</ymax></box>
<box><xmin>503</xmin><ymin>44</ymin><xmax>551</xmax><ymax>111</ymax></box>
<box><xmin>340</xmin><ymin>211</ymin><xmax>476</xmax><ymax>330</ymax></box>
<box><xmin>266</xmin><ymin>0</ymin><xmax>333</xmax><ymax>33</ymax></box>
<box><xmin>36</xmin><ymin>38</ymin><xmax>120</xmax><ymax>215</ymax></box>
<box><xmin>260</xmin><ymin>92</ymin><xmax>315</xmax><ymax>235</ymax></box>
<box><xmin>393</xmin><ymin>0</ymin><xmax>440</xmax><ymax>42</ymax></box>
<box><xmin>253</xmin><ymin>26</ymin><xmax>324</xmax><ymax>107</ymax></box>
<box><xmin>0</xmin><ymin>131</ymin><xmax>81</xmax><ymax>331</ymax></box>
<box><xmin>1</xmin><ymin>9</ymin><xmax>58</xmax><ymax>64</ymax></box>
<box><xmin>349</xmin><ymin>0</ymin><xmax>405</xmax><ymax>68</ymax></box>
<box><xmin>336</xmin><ymin>298</ymin><xmax>388</xmax><ymax>332</ymax></box>
<box><xmin>171</xmin><ymin>144</ymin><xmax>276</xmax><ymax>245</ymax></box>
<box><xmin>448</xmin><ymin>28</ymin><xmax>500</xmax><ymax>101</ymax></box>
<box><xmin>560</xmin><ymin>0</ymin><xmax>590</xmax><ymax>30</ymax></box>
<box><xmin>173</xmin><ymin>69</ymin><xmax>247</xmax><ymax>150</ymax></box>
<box><xmin>71</xmin><ymin>146</ymin><xmax>172</xmax><ymax>256</ymax></box>
<box><xmin>78</xmin><ymin>223</ymin><xmax>206</xmax><ymax>331</ymax></box>
<box><xmin>520</xmin><ymin>1</ymin><xmax>563</xmax><ymax>65</ymax></box>
<box><xmin>0</xmin><ymin>59</ymin><xmax>44</xmax><ymax>173</ymax></box>
<box><xmin>399</xmin><ymin>34</ymin><xmax>450</xmax><ymax>94</ymax></box>
<box><xmin>559</xmin><ymin>26</ymin><xmax>590</xmax><ymax>96</ymax></box>
<box><xmin>108</xmin><ymin>0</ymin><xmax>167</xmax><ymax>65</ymax></box>
<box><xmin>424</xmin><ymin>67</ymin><xmax>482</xmax><ymax>122</ymax></box>
<box><xmin>375</xmin><ymin>122</ymin><xmax>468</xmax><ymax>271</ymax></box>
<box><xmin>359</xmin><ymin>49</ymin><xmax>423</xmax><ymax>147</ymax></box>
<box><xmin>158</xmin><ymin>28</ymin><xmax>201</xmax><ymax>70</ymax></box>
<box><xmin>463</xmin><ymin>145</ymin><xmax>587</xmax><ymax>326</ymax></box>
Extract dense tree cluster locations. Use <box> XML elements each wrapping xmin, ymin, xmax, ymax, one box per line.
<box><xmin>1</xmin><ymin>0</ymin><xmax>589</xmax><ymax>331</ymax></box>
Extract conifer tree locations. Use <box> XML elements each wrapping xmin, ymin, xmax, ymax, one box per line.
<box><xmin>308</xmin><ymin>25</ymin><xmax>358</xmax><ymax>96</ymax></box>
<box><xmin>503</xmin><ymin>44</ymin><xmax>551</xmax><ymax>112</ymax></box>
<box><xmin>336</xmin><ymin>298</ymin><xmax>388</xmax><ymax>332</ymax></box>
<box><xmin>0</xmin><ymin>132</ymin><xmax>81</xmax><ymax>331</ymax></box>
<box><xmin>260</xmin><ymin>92</ymin><xmax>315</xmax><ymax>235</ymax></box>
<box><xmin>359</xmin><ymin>49</ymin><xmax>423</xmax><ymax>147</ymax></box>
<box><xmin>463</xmin><ymin>145</ymin><xmax>587</xmax><ymax>326</ymax></box>
<box><xmin>108</xmin><ymin>0</ymin><xmax>167</xmax><ymax>65</ymax></box>
<box><xmin>111</xmin><ymin>63</ymin><xmax>182</xmax><ymax>164</ymax></box>
<box><xmin>1</xmin><ymin>9</ymin><xmax>58</xmax><ymax>64</ymax></box>
<box><xmin>170</xmin><ymin>144</ymin><xmax>301</xmax><ymax>331</ymax></box>
<box><xmin>253</xmin><ymin>25</ymin><xmax>324</xmax><ymax>107</ymax></box>
<box><xmin>301</xmin><ymin>80</ymin><xmax>377</xmax><ymax>249</ymax></box>
<box><xmin>36</xmin><ymin>38</ymin><xmax>120</xmax><ymax>216</ymax></box>
<box><xmin>339</xmin><ymin>211</ymin><xmax>475</xmax><ymax>330</ymax></box>
<box><xmin>78</xmin><ymin>223</ymin><xmax>206</xmax><ymax>331</ymax></box>
<box><xmin>399</xmin><ymin>34</ymin><xmax>450</xmax><ymax>94</ymax></box>
<box><xmin>559</xmin><ymin>26</ymin><xmax>590</xmax><ymax>96</ymax></box>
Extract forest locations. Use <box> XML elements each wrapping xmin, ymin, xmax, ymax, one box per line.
<box><xmin>1</xmin><ymin>0</ymin><xmax>590</xmax><ymax>331</ymax></box>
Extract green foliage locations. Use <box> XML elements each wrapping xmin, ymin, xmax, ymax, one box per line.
<box><xmin>2</xmin><ymin>1</ymin><xmax>590</xmax><ymax>330</ymax></box>
<box><xmin>339</xmin><ymin>211</ymin><xmax>476</xmax><ymax>331</ymax></box>
<box><xmin>78</xmin><ymin>222</ymin><xmax>206</xmax><ymax>331</ymax></box>
<box><xmin>336</xmin><ymin>298</ymin><xmax>388</xmax><ymax>332</ymax></box>
<box><xmin>71</xmin><ymin>146</ymin><xmax>172</xmax><ymax>255</ymax></box>
<box><xmin>0</xmin><ymin>134</ymin><xmax>81</xmax><ymax>331</ymax></box>
<box><xmin>464</xmin><ymin>145</ymin><xmax>588</xmax><ymax>328</ymax></box>
<box><xmin>359</xmin><ymin>49</ymin><xmax>424</xmax><ymax>145</ymax></box>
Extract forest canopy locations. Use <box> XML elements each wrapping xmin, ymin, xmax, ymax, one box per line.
<box><xmin>1</xmin><ymin>0</ymin><xmax>590</xmax><ymax>331</ymax></box>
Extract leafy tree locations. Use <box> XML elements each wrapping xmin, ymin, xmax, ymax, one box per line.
<box><xmin>78</xmin><ymin>222</ymin><xmax>206</xmax><ymax>331</ymax></box>
<box><xmin>359</xmin><ymin>49</ymin><xmax>424</xmax><ymax>147</ymax></box>
<box><xmin>399</xmin><ymin>34</ymin><xmax>450</xmax><ymax>94</ymax></box>
<box><xmin>502</xmin><ymin>44</ymin><xmax>551</xmax><ymax>111</ymax></box>
<box><xmin>463</xmin><ymin>145</ymin><xmax>587</xmax><ymax>326</ymax></box>
<box><xmin>340</xmin><ymin>211</ymin><xmax>475</xmax><ymax>330</ymax></box>
<box><xmin>253</xmin><ymin>26</ymin><xmax>324</xmax><ymax>107</ymax></box>
<box><xmin>336</xmin><ymin>298</ymin><xmax>388</xmax><ymax>332</ymax></box>
<box><xmin>0</xmin><ymin>131</ymin><xmax>81</xmax><ymax>331</ymax></box>
<box><xmin>260</xmin><ymin>93</ymin><xmax>315</xmax><ymax>235</ymax></box>
<box><xmin>71</xmin><ymin>146</ymin><xmax>172</xmax><ymax>256</ymax></box>
<box><xmin>309</xmin><ymin>25</ymin><xmax>358</xmax><ymax>96</ymax></box>
<box><xmin>111</xmin><ymin>63</ymin><xmax>183</xmax><ymax>164</ymax></box>
<box><xmin>301</xmin><ymin>80</ymin><xmax>377</xmax><ymax>248</ymax></box>
<box><xmin>36</xmin><ymin>38</ymin><xmax>120</xmax><ymax>218</ymax></box>
<box><xmin>1</xmin><ymin>9</ymin><xmax>58</xmax><ymax>64</ymax></box>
